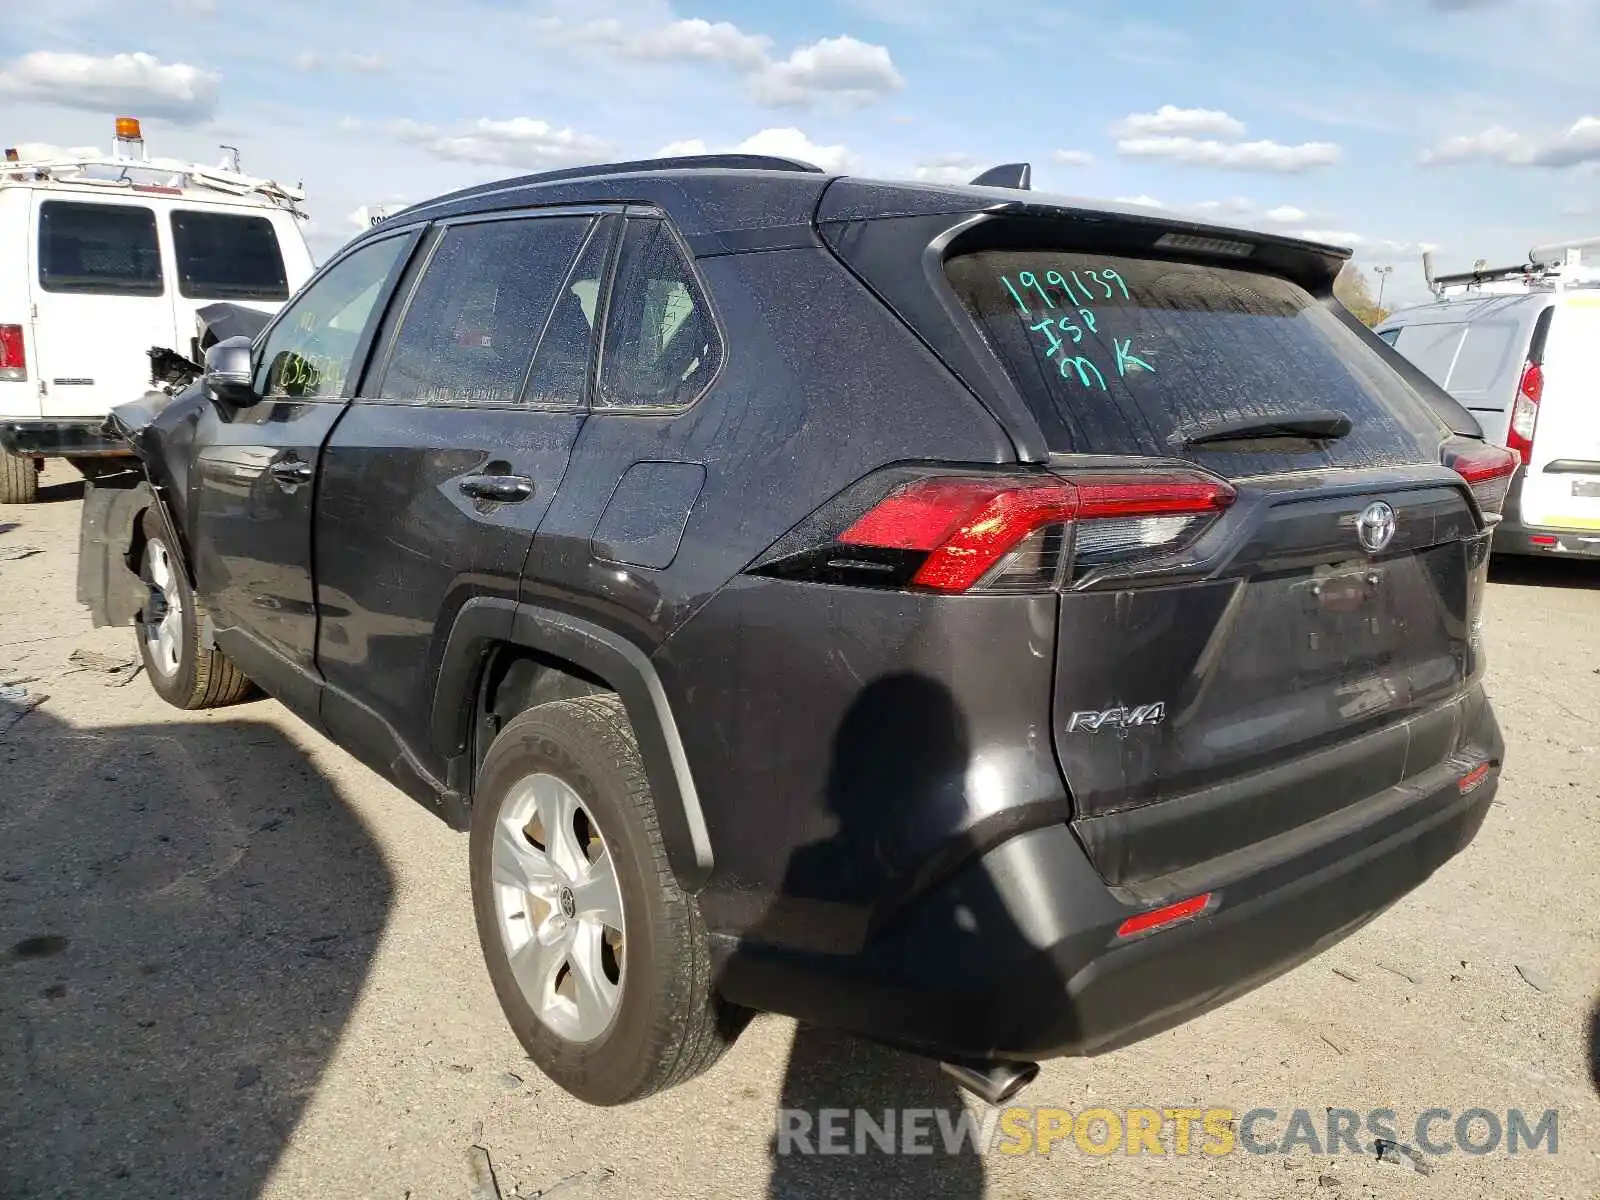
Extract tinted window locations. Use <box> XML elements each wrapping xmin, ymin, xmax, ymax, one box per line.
<box><xmin>171</xmin><ymin>210</ymin><xmax>288</xmax><ymax>300</ymax></box>
<box><xmin>946</xmin><ymin>250</ymin><xmax>1444</xmax><ymax>469</ymax></box>
<box><xmin>38</xmin><ymin>201</ymin><xmax>162</xmax><ymax>296</ymax></box>
<box><xmin>598</xmin><ymin>218</ymin><xmax>719</xmax><ymax>409</ymax></box>
<box><xmin>255</xmin><ymin>236</ymin><xmax>410</xmax><ymax>399</ymax></box>
<box><xmin>525</xmin><ymin>217</ymin><xmax>615</xmax><ymax>408</ymax></box>
<box><xmin>381</xmin><ymin>216</ymin><xmax>590</xmax><ymax>405</ymax></box>
<box><xmin>1377</xmin><ymin>327</ymin><xmax>1401</xmax><ymax>346</ymax></box>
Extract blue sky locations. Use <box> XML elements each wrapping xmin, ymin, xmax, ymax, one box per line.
<box><xmin>3</xmin><ymin>0</ymin><xmax>1598</xmax><ymax>306</ymax></box>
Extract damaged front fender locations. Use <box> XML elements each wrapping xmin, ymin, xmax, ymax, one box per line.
<box><xmin>77</xmin><ymin>476</ymin><xmax>156</xmax><ymax>627</ymax></box>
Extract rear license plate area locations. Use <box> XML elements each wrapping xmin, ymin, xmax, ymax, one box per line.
<box><xmin>1294</xmin><ymin>568</ymin><xmax>1395</xmax><ymax>672</ymax></box>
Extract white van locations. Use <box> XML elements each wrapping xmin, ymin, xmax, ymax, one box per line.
<box><xmin>0</xmin><ymin>118</ymin><xmax>315</xmax><ymax>501</ymax></box>
<box><xmin>1377</xmin><ymin>290</ymin><xmax>1600</xmax><ymax>559</ymax></box>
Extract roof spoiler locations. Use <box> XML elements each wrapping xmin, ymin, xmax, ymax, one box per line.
<box><xmin>968</xmin><ymin>163</ymin><xmax>1031</xmax><ymax>190</ymax></box>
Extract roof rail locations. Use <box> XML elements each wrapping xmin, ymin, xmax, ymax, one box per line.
<box><xmin>969</xmin><ymin>162</ymin><xmax>1031</xmax><ymax>190</ymax></box>
<box><xmin>0</xmin><ymin>151</ymin><xmax>305</xmax><ymax>211</ymax></box>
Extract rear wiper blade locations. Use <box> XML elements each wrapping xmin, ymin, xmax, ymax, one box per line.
<box><xmin>1184</xmin><ymin>410</ymin><xmax>1352</xmax><ymax>447</ymax></box>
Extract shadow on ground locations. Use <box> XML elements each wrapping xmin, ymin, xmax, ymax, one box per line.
<box><xmin>767</xmin><ymin>1026</ymin><xmax>984</xmax><ymax>1200</ymax></box>
<box><xmin>0</xmin><ymin>703</ymin><xmax>391</xmax><ymax>1199</ymax></box>
<box><xmin>1488</xmin><ymin>554</ymin><xmax>1599</xmax><ymax>589</ymax></box>
<box><xmin>33</xmin><ymin>476</ymin><xmax>87</xmax><ymax>505</ymax></box>
<box><xmin>1587</xmin><ymin>999</ymin><xmax>1599</xmax><ymax>1098</ymax></box>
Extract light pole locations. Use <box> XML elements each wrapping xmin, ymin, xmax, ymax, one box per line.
<box><xmin>1373</xmin><ymin>265</ymin><xmax>1394</xmax><ymax>309</ymax></box>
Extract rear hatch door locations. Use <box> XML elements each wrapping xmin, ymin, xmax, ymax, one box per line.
<box><xmin>821</xmin><ymin>195</ymin><xmax>1494</xmax><ymax>888</ymax></box>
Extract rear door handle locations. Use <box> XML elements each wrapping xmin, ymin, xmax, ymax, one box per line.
<box><xmin>269</xmin><ymin>459</ymin><xmax>313</xmax><ymax>485</ymax></box>
<box><xmin>459</xmin><ymin>474</ymin><xmax>535</xmax><ymax>503</ymax></box>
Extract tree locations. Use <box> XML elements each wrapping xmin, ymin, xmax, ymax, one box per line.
<box><xmin>1334</xmin><ymin>264</ymin><xmax>1389</xmax><ymax>327</ymax></box>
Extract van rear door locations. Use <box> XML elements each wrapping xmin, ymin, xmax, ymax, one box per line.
<box><xmin>29</xmin><ymin>195</ymin><xmax>175</xmax><ymax>419</ymax></box>
<box><xmin>1520</xmin><ymin>294</ymin><xmax>1600</xmax><ymax>533</ymax></box>
<box><xmin>167</xmin><ymin>207</ymin><xmax>312</xmax><ymax>356</ymax></box>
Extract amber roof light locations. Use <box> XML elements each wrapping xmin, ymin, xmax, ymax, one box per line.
<box><xmin>115</xmin><ymin>116</ymin><xmax>142</xmax><ymax>140</ymax></box>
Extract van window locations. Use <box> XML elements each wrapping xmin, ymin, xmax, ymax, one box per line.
<box><xmin>1377</xmin><ymin>328</ymin><xmax>1401</xmax><ymax>346</ymax></box>
<box><xmin>171</xmin><ymin>210</ymin><xmax>289</xmax><ymax>300</ymax></box>
<box><xmin>37</xmin><ymin>201</ymin><xmax>162</xmax><ymax>296</ymax></box>
<box><xmin>1444</xmin><ymin>320</ymin><xmax>1521</xmax><ymax>395</ymax></box>
<box><xmin>597</xmin><ymin>218</ymin><xmax>720</xmax><ymax>409</ymax></box>
<box><xmin>946</xmin><ymin>249</ymin><xmax>1444</xmax><ymax>471</ymax></box>
<box><xmin>1392</xmin><ymin>324</ymin><xmax>1465</xmax><ymax>387</ymax></box>
<box><xmin>379</xmin><ymin>216</ymin><xmax>591</xmax><ymax>405</ymax></box>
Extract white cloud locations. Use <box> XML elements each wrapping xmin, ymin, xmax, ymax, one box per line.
<box><xmin>1117</xmin><ymin>135</ymin><xmax>1341</xmax><ymax>172</ymax></box>
<box><xmin>1288</xmin><ymin>230</ymin><xmax>1440</xmax><ymax>257</ymax></box>
<box><xmin>541</xmin><ymin>18</ymin><xmax>901</xmax><ymax>109</ymax></box>
<box><xmin>651</xmin><ymin>128</ymin><xmax>856</xmax><ymax>172</ymax></box>
<box><xmin>390</xmin><ymin>117</ymin><xmax>611</xmax><ymax>169</ymax></box>
<box><xmin>0</xmin><ymin>51</ymin><xmax>219</xmax><ymax>124</ymax></box>
<box><xmin>1262</xmin><ymin>204</ymin><xmax>1310</xmax><ymax>223</ymax></box>
<box><xmin>1292</xmin><ymin>228</ymin><xmax>1365</xmax><ymax>245</ymax></box>
<box><xmin>1190</xmin><ymin>196</ymin><xmax>1254</xmax><ymax>216</ymax></box>
<box><xmin>546</xmin><ymin>17</ymin><xmax>771</xmax><ymax>68</ymax></box>
<box><xmin>1114</xmin><ymin>105</ymin><xmax>1246</xmax><ymax>138</ymax></box>
<box><xmin>1114</xmin><ymin>195</ymin><xmax>1168</xmax><ymax>208</ymax></box>
<box><xmin>734</xmin><ymin>127</ymin><xmax>855</xmax><ymax>172</ymax></box>
<box><xmin>1052</xmin><ymin>149</ymin><xmax>1094</xmax><ymax>166</ymax></box>
<box><xmin>913</xmin><ymin>153</ymin><xmax>978</xmax><ymax>183</ymax></box>
<box><xmin>752</xmin><ymin>35</ymin><xmax>905</xmax><ymax>108</ymax></box>
<box><xmin>1422</xmin><ymin>116</ymin><xmax>1600</xmax><ymax>167</ymax></box>
<box><xmin>656</xmin><ymin>138</ymin><xmax>710</xmax><ymax>157</ymax></box>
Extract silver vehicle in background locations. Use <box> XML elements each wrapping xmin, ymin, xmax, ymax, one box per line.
<box><xmin>1377</xmin><ymin>241</ymin><xmax>1600</xmax><ymax>559</ymax></box>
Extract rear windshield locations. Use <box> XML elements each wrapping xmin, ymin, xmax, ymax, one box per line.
<box><xmin>946</xmin><ymin>250</ymin><xmax>1444</xmax><ymax>470</ymax></box>
<box><xmin>38</xmin><ymin>201</ymin><xmax>162</xmax><ymax>296</ymax></box>
<box><xmin>171</xmin><ymin>210</ymin><xmax>289</xmax><ymax>300</ymax></box>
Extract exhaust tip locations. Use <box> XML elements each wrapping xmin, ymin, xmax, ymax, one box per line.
<box><xmin>939</xmin><ymin>1058</ymin><xmax>1040</xmax><ymax>1106</ymax></box>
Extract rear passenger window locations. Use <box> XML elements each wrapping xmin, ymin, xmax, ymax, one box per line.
<box><xmin>171</xmin><ymin>210</ymin><xmax>288</xmax><ymax>300</ymax></box>
<box><xmin>598</xmin><ymin>218</ymin><xmax>720</xmax><ymax>409</ymax></box>
<box><xmin>1392</xmin><ymin>324</ymin><xmax>1465</xmax><ymax>387</ymax></box>
<box><xmin>381</xmin><ymin>216</ymin><xmax>590</xmax><ymax>405</ymax></box>
<box><xmin>38</xmin><ymin>201</ymin><xmax>162</xmax><ymax>296</ymax></box>
<box><xmin>524</xmin><ymin>217</ymin><xmax>615</xmax><ymax>408</ymax></box>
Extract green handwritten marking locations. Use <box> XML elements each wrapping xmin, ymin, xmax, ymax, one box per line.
<box><xmin>1045</xmin><ymin>270</ymin><xmax>1075</xmax><ymax>304</ymax></box>
<box><xmin>1071</xmin><ymin>270</ymin><xmax>1100</xmax><ymax>303</ymax></box>
<box><xmin>1019</xmin><ymin>271</ymin><xmax>1055</xmax><ymax>308</ymax></box>
<box><xmin>1002</xmin><ymin>275</ymin><xmax>1029</xmax><ymax>314</ymax></box>
<box><xmin>1078</xmin><ymin>308</ymin><xmax>1097</xmax><ymax>335</ymax></box>
<box><xmin>1055</xmin><ymin>315</ymin><xmax>1083</xmax><ymax>344</ymax></box>
<box><xmin>1030</xmin><ymin>317</ymin><xmax>1065</xmax><ymax>357</ymax></box>
<box><xmin>1060</xmin><ymin>355</ymin><xmax>1107</xmax><ymax>391</ymax></box>
<box><xmin>1115</xmin><ymin>339</ymin><xmax>1154</xmax><ymax>376</ymax></box>
<box><xmin>1101</xmin><ymin>268</ymin><xmax>1130</xmax><ymax>300</ymax></box>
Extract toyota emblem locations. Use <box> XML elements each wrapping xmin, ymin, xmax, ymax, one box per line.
<box><xmin>1357</xmin><ymin>501</ymin><xmax>1396</xmax><ymax>554</ymax></box>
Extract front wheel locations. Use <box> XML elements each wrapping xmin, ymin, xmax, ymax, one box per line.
<box><xmin>136</xmin><ymin>512</ymin><xmax>254</xmax><ymax>709</ymax></box>
<box><xmin>470</xmin><ymin>695</ymin><xmax>737</xmax><ymax>1105</ymax></box>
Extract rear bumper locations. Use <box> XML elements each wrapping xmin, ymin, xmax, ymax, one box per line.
<box><xmin>1495</xmin><ymin>470</ymin><xmax>1600</xmax><ymax>559</ymax></box>
<box><xmin>715</xmin><ymin>691</ymin><xmax>1502</xmax><ymax>1062</ymax></box>
<box><xmin>0</xmin><ymin>419</ymin><xmax>130</xmax><ymax>459</ymax></box>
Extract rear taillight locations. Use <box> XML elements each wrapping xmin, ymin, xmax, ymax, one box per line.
<box><xmin>758</xmin><ymin>469</ymin><xmax>1236</xmax><ymax>593</ymax></box>
<box><xmin>1506</xmin><ymin>362</ymin><xmax>1541</xmax><ymax>464</ymax></box>
<box><xmin>1443</xmin><ymin>440</ymin><xmax>1519</xmax><ymax>517</ymax></box>
<box><xmin>0</xmin><ymin>324</ymin><xmax>25</xmax><ymax>382</ymax></box>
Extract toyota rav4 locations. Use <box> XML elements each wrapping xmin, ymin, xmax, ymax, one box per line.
<box><xmin>79</xmin><ymin>155</ymin><xmax>1510</xmax><ymax>1106</ymax></box>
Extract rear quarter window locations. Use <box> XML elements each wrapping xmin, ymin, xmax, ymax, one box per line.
<box><xmin>945</xmin><ymin>250</ymin><xmax>1446</xmax><ymax>473</ymax></box>
<box><xmin>37</xmin><ymin>201</ymin><xmax>162</xmax><ymax>296</ymax></box>
<box><xmin>171</xmin><ymin>210</ymin><xmax>289</xmax><ymax>300</ymax></box>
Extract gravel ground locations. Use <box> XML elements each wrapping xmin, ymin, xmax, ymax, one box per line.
<box><xmin>1</xmin><ymin>460</ymin><xmax>1596</xmax><ymax>1200</ymax></box>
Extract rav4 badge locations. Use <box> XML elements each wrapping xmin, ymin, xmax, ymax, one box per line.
<box><xmin>1067</xmin><ymin>702</ymin><xmax>1167</xmax><ymax>733</ymax></box>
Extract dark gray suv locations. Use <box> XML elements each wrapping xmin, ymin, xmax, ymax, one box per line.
<box><xmin>80</xmin><ymin>155</ymin><xmax>1511</xmax><ymax>1106</ymax></box>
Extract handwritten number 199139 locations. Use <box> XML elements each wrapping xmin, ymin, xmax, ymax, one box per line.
<box><xmin>1000</xmin><ymin>266</ymin><xmax>1153</xmax><ymax>391</ymax></box>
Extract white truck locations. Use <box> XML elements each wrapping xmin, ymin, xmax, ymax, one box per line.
<box><xmin>0</xmin><ymin>117</ymin><xmax>315</xmax><ymax>501</ymax></box>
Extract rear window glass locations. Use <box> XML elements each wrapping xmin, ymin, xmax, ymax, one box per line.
<box><xmin>38</xmin><ymin>201</ymin><xmax>162</xmax><ymax>296</ymax></box>
<box><xmin>1442</xmin><ymin>320</ymin><xmax>1521</xmax><ymax>396</ymax></box>
<box><xmin>171</xmin><ymin>210</ymin><xmax>289</xmax><ymax>300</ymax></box>
<box><xmin>946</xmin><ymin>250</ymin><xmax>1444</xmax><ymax>469</ymax></box>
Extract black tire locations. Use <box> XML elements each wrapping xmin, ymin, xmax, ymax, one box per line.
<box><xmin>136</xmin><ymin>511</ymin><xmax>254</xmax><ymax>709</ymax></box>
<box><xmin>470</xmin><ymin>695</ymin><xmax>736</xmax><ymax>1105</ymax></box>
<box><xmin>0</xmin><ymin>448</ymin><xmax>39</xmax><ymax>504</ymax></box>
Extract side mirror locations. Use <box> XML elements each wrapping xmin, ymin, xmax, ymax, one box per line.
<box><xmin>203</xmin><ymin>336</ymin><xmax>257</xmax><ymax>408</ymax></box>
